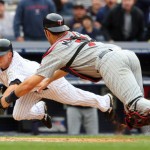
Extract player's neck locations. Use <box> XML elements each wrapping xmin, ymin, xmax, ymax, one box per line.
<box><xmin>49</xmin><ymin>31</ymin><xmax>68</xmax><ymax>45</ymax></box>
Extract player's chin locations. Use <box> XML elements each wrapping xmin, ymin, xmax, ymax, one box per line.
<box><xmin>0</xmin><ymin>65</ymin><xmax>3</xmax><ymax>68</ymax></box>
<box><xmin>0</xmin><ymin>66</ymin><xmax>5</xmax><ymax>69</ymax></box>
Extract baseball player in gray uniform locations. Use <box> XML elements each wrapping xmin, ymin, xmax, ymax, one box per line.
<box><xmin>0</xmin><ymin>39</ymin><xmax>113</xmax><ymax>128</ymax></box>
<box><xmin>1</xmin><ymin>13</ymin><xmax>150</xmax><ymax>128</ymax></box>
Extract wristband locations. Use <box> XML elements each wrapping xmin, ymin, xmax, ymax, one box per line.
<box><xmin>5</xmin><ymin>91</ymin><xmax>19</xmax><ymax>103</ymax></box>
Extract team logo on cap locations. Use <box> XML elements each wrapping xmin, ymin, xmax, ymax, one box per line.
<box><xmin>58</xmin><ymin>20</ymin><xmax>63</xmax><ymax>26</ymax></box>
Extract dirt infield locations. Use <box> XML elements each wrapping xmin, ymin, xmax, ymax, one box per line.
<box><xmin>0</xmin><ymin>137</ymin><xmax>135</xmax><ymax>143</ymax></box>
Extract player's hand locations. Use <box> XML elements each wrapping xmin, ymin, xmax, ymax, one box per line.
<box><xmin>37</xmin><ymin>78</ymin><xmax>51</xmax><ymax>93</ymax></box>
<box><xmin>0</xmin><ymin>96</ymin><xmax>7</xmax><ymax>115</ymax></box>
<box><xmin>37</xmin><ymin>70</ymin><xmax>68</xmax><ymax>93</ymax></box>
<box><xmin>0</xmin><ymin>96</ymin><xmax>10</xmax><ymax>109</ymax></box>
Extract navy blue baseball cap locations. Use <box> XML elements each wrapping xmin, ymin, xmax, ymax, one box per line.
<box><xmin>43</xmin><ymin>13</ymin><xmax>70</xmax><ymax>33</ymax></box>
<box><xmin>0</xmin><ymin>39</ymin><xmax>12</xmax><ymax>56</ymax></box>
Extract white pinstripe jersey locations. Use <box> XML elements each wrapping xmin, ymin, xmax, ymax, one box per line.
<box><xmin>36</xmin><ymin>31</ymin><xmax>121</xmax><ymax>79</ymax></box>
<box><xmin>0</xmin><ymin>51</ymin><xmax>39</xmax><ymax>87</ymax></box>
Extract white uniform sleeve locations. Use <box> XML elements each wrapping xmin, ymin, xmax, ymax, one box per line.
<box><xmin>7</xmin><ymin>69</ymin><xmax>26</xmax><ymax>85</ymax></box>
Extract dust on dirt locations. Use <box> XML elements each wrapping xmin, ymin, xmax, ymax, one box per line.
<box><xmin>0</xmin><ymin>137</ymin><xmax>135</xmax><ymax>143</ymax></box>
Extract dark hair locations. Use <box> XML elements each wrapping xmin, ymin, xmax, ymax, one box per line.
<box><xmin>9</xmin><ymin>44</ymin><xmax>14</xmax><ymax>56</ymax></box>
<box><xmin>44</xmin><ymin>28</ymin><xmax>66</xmax><ymax>35</ymax></box>
<box><xmin>51</xmin><ymin>31</ymin><xmax>66</xmax><ymax>35</ymax></box>
<box><xmin>82</xmin><ymin>15</ymin><xmax>93</xmax><ymax>23</ymax></box>
<box><xmin>0</xmin><ymin>0</ymin><xmax>5</xmax><ymax>5</ymax></box>
<box><xmin>73</xmin><ymin>2</ymin><xmax>85</xmax><ymax>9</ymax></box>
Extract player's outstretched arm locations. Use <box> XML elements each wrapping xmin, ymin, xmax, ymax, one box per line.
<box><xmin>1</xmin><ymin>75</ymin><xmax>44</xmax><ymax>108</ymax></box>
<box><xmin>3</xmin><ymin>84</ymin><xmax>18</xmax><ymax>98</ymax></box>
<box><xmin>1</xmin><ymin>70</ymin><xmax>67</xmax><ymax>108</ymax></box>
<box><xmin>14</xmin><ymin>75</ymin><xmax>44</xmax><ymax>97</ymax></box>
<box><xmin>0</xmin><ymin>84</ymin><xmax>19</xmax><ymax>108</ymax></box>
<box><xmin>37</xmin><ymin>70</ymin><xmax>68</xmax><ymax>93</ymax></box>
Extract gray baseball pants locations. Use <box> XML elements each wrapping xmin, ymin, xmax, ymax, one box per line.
<box><xmin>96</xmin><ymin>49</ymin><xmax>150</xmax><ymax>115</ymax></box>
<box><xmin>66</xmin><ymin>107</ymin><xmax>98</xmax><ymax>135</ymax></box>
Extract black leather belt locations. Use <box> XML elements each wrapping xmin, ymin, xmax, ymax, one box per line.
<box><xmin>99</xmin><ymin>49</ymin><xmax>113</xmax><ymax>59</ymax></box>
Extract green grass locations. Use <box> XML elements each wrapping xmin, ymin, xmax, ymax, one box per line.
<box><xmin>0</xmin><ymin>135</ymin><xmax>150</xmax><ymax>150</ymax></box>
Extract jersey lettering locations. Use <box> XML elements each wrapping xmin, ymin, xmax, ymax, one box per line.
<box><xmin>62</xmin><ymin>40</ymin><xmax>72</xmax><ymax>46</ymax></box>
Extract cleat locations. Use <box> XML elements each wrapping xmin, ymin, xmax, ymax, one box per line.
<box><xmin>41</xmin><ymin>103</ymin><xmax>52</xmax><ymax>129</ymax></box>
<box><xmin>104</xmin><ymin>93</ymin><xmax>115</xmax><ymax>121</ymax></box>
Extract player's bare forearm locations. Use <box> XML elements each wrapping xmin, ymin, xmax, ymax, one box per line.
<box><xmin>15</xmin><ymin>75</ymin><xmax>44</xmax><ymax>97</ymax></box>
<box><xmin>3</xmin><ymin>84</ymin><xmax>18</xmax><ymax>98</ymax></box>
<box><xmin>1</xmin><ymin>71</ymin><xmax>66</xmax><ymax>108</ymax></box>
<box><xmin>1</xmin><ymin>75</ymin><xmax>44</xmax><ymax>109</ymax></box>
<box><xmin>51</xmin><ymin>70</ymin><xmax>68</xmax><ymax>81</ymax></box>
<box><xmin>37</xmin><ymin>70</ymin><xmax>68</xmax><ymax>92</ymax></box>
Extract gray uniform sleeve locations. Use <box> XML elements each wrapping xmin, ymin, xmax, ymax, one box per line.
<box><xmin>36</xmin><ymin>54</ymin><xmax>63</xmax><ymax>78</ymax></box>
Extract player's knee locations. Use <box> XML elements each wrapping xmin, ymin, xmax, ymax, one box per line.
<box><xmin>12</xmin><ymin>113</ymin><xmax>22</xmax><ymax>121</ymax></box>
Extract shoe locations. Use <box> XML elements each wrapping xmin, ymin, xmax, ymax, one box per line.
<box><xmin>104</xmin><ymin>93</ymin><xmax>115</xmax><ymax>121</ymax></box>
<box><xmin>41</xmin><ymin>104</ymin><xmax>52</xmax><ymax>129</ymax></box>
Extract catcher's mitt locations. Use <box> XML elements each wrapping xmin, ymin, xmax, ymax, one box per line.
<box><xmin>125</xmin><ymin>111</ymin><xmax>150</xmax><ymax>129</ymax></box>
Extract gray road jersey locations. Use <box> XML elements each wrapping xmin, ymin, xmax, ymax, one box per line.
<box><xmin>36</xmin><ymin>31</ymin><xmax>121</xmax><ymax>79</ymax></box>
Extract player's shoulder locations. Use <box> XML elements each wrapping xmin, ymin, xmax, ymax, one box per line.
<box><xmin>51</xmin><ymin>31</ymin><xmax>91</xmax><ymax>52</ymax></box>
<box><xmin>71</xmin><ymin>31</ymin><xmax>91</xmax><ymax>40</ymax></box>
<box><xmin>10</xmin><ymin>51</ymin><xmax>23</xmax><ymax>65</ymax></box>
<box><xmin>53</xmin><ymin>40</ymin><xmax>69</xmax><ymax>53</ymax></box>
<box><xmin>54</xmin><ymin>31</ymin><xmax>73</xmax><ymax>47</ymax></box>
<box><xmin>13</xmin><ymin>51</ymin><xmax>22</xmax><ymax>59</ymax></box>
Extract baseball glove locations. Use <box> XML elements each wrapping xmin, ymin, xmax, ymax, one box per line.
<box><xmin>125</xmin><ymin>111</ymin><xmax>150</xmax><ymax>129</ymax></box>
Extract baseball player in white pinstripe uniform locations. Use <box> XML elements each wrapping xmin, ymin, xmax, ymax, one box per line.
<box><xmin>0</xmin><ymin>39</ymin><xmax>113</xmax><ymax>128</ymax></box>
<box><xmin>1</xmin><ymin>13</ymin><xmax>150</xmax><ymax>128</ymax></box>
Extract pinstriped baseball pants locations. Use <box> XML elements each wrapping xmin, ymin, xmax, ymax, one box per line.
<box><xmin>96</xmin><ymin>49</ymin><xmax>150</xmax><ymax>115</ymax></box>
<box><xmin>12</xmin><ymin>77</ymin><xmax>110</xmax><ymax>121</ymax></box>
